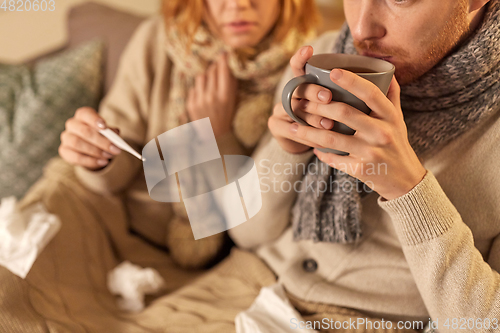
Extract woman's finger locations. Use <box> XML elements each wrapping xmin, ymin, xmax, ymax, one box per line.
<box><xmin>74</xmin><ymin>107</ymin><xmax>107</xmax><ymax>130</ymax></box>
<box><xmin>186</xmin><ymin>88</ymin><xmax>196</xmax><ymax>118</ymax></box>
<box><xmin>58</xmin><ymin>145</ymin><xmax>109</xmax><ymax>170</ymax></box>
<box><xmin>217</xmin><ymin>53</ymin><xmax>232</xmax><ymax>99</ymax></box>
<box><xmin>195</xmin><ymin>73</ymin><xmax>206</xmax><ymax>99</ymax></box>
<box><xmin>290</xmin><ymin>46</ymin><xmax>313</xmax><ymax>77</ymax></box>
<box><xmin>65</xmin><ymin>118</ymin><xmax>121</xmax><ymax>155</ymax></box>
<box><xmin>206</xmin><ymin>63</ymin><xmax>217</xmax><ymax>96</ymax></box>
<box><xmin>61</xmin><ymin>131</ymin><xmax>113</xmax><ymax>159</ymax></box>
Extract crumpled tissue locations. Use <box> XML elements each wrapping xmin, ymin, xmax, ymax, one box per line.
<box><xmin>0</xmin><ymin>196</ymin><xmax>61</xmax><ymax>279</ymax></box>
<box><xmin>107</xmin><ymin>261</ymin><xmax>166</xmax><ymax>312</ymax></box>
<box><xmin>235</xmin><ymin>283</ymin><xmax>318</xmax><ymax>333</ymax></box>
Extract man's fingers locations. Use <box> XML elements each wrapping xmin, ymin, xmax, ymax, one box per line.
<box><xmin>300</xmin><ymin>101</ymin><xmax>378</xmax><ymax>134</ymax></box>
<box><xmin>387</xmin><ymin>76</ymin><xmax>401</xmax><ymax>110</ymax></box>
<box><xmin>272</xmin><ymin>102</ymin><xmax>292</xmax><ymax>119</ymax></box>
<box><xmin>291</xmin><ymin>99</ymin><xmax>334</xmax><ymax>129</ymax></box>
<box><xmin>58</xmin><ymin>146</ymin><xmax>109</xmax><ymax>170</ymax></box>
<box><xmin>293</xmin><ymin>123</ymin><xmax>364</xmax><ymax>156</ymax></box>
<box><xmin>74</xmin><ymin>107</ymin><xmax>106</xmax><ymax>130</ymax></box>
<box><xmin>313</xmin><ymin>148</ymin><xmax>357</xmax><ymax>172</ymax></box>
<box><xmin>293</xmin><ymin>83</ymin><xmax>332</xmax><ymax>104</ymax></box>
<box><xmin>268</xmin><ymin>116</ymin><xmax>321</xmax><ymax>148</ymax></box>
<box><xmin>273</xmin><ymin>101</ymin><xmax>331</xmax><ymax>131</ymax></box>
<box><xmin>272</xmin><ymin>101</ymin><xmax>331</xmax><ymax>130</ymax></box>
<box><xmin>290</xmin><ymin>46</ymin><xmax>313</xmax><ymax>77</ymax></box>
<box><xmin>65</xmin><ymin>118</ymin><xmax>120</xmax><ymax>155</ymax></box>
<box><xmin>329</xmin><ymin>69</ymin><xmax>394</xmax><ymax>120</ymax></box>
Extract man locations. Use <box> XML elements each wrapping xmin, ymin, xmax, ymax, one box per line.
<box><xmin>228</xmin><ymin>0</ymin><xmax>499</xmax><ymax>332</ymax></box>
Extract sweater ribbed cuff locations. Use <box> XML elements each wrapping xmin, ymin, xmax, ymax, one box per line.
<box><xmin>74</xmin><ymin>158</ymin><xmax>120</xmax><ymax>194</ymax></box>
<box><xmin>378</xmin><ymin>170</ymin><xmax>461</xmax><ymax>246</ymax></box>
<box><xmin>74</xmin><ymin>150</ymin><xmax>141</xmax><ymax>195</ymax></box>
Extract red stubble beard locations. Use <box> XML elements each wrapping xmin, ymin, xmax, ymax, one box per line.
<box><xmin>353</xmin><ymin>1</ymin><xmax>470</xmax><ymax>85</ymax></box>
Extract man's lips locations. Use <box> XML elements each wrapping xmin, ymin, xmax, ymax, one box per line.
<box><xmin>223</xmin><ymin>21</ymin><xmax>257</xmax><ymax>33</ymax></box>
<box><xmin>361</xmin><ymin>52</ymin><xmax>393</xmax><ymax>61</ymax></box>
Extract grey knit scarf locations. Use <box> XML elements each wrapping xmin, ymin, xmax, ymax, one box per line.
<box><xmin>292</xmin><ymin>0</ymin><xmax>500</xmax><ymax>243</ymax></box>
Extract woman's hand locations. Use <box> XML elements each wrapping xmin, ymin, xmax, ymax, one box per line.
<box><xmin>59</xmin><ymin>107</ymin><xmax>122</xmax><ymax>170</ymax></box>
<box><xmin>287</xmin><ymin>67</ymin><xmax>426</xmax><ymax>200</ymax></box>
<box><xmin>268</xmin><ymin>46</ymin><xmax>336</xmax><ymax>154</ymax></box>
<box><xmin>186</xmin><ymin>53</ymin><xmax>238</xmax><ymax>138</ymax></box>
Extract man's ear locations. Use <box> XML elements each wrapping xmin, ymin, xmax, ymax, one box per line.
<box><xmin>469</xmin><ymin>0</ymin><xmax>490</xmax><ymax>13</ymax></box>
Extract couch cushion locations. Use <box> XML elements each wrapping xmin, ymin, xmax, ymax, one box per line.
<box><xmin>67</xmin><ymin>2</ymin><xmax>146</xmax><ymax>94</ymax></box>
<box><xmin>0</xmin><ymin>40</ymin><xmax>104</xmax><ymax>199</ymax></box>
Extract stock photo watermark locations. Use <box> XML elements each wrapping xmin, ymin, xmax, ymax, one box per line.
<box><xmin>258</xmin><ymin>158</ymin><xmax>388</xmax><ymax>196</ymax></box>
<box><xmin>290</xmin><ymin>316</ymin><xmax>499</xmax><ymax>331</ymax></box>
<box><xmin>142</xmin><ymin>118</ymin><xmax>262</xmax><ymax>239</ymax></box>
<box><xmin>1</xmin><ymin>0</ymin><xmax>55</xmax><ymax>12</ymax></box>
<box><xmin>290</xmin><ymin>317</ymin><xmax>426</xmax><ymax>331</ymax></box>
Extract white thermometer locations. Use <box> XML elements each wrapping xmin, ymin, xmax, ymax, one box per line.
<box><xmin>99</xmin><ymin>128</ymin><xmax>145</xmax><ymax>161</ymax></box>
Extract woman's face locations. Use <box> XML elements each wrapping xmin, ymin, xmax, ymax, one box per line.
<box><xmin>204</xmin><ymin>0</ymin><xmax>281</xmax><ymax>48</ymax></box>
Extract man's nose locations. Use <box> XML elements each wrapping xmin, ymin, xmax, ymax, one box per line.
<box><xmin>350</xmin><ymin>3</ymin><xmax>386</xmax><ymax>42</ymax></box>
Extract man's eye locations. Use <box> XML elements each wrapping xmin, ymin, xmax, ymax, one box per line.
<box><xmin>394</xmin><ymin>0</ymin><xmax>409</xmax><ymax>4</ymax></box>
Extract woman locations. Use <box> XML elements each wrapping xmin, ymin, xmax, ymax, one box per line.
<box><xmin>2</xmin><ymin>0</ymin><xmax>319</xmax><ymax>331</ymax></box>
<box><xmin>56</xmin><ymin>0</ymin><xmax>318</xmax><ymax>269</ymax></box>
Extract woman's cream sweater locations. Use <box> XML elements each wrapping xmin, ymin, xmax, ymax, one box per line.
<box><xmin>74</xmin><ymin>17</ymin><xmax>248</xmax><ymax>247</ymax></box>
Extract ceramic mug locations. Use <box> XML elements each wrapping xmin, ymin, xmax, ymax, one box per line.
<box><xmin>281</xmin><ymin>53</ymin><xmax>395</xmax><ymax>155</ymax></box>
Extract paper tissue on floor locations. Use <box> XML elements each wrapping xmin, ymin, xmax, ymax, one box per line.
<box><xmin>0</xmin><ymin>196</ymin><xmax>61</xmax><ymax>279</ymax></box>
<box><xmin>107</xmin><ymin>261</ymin><xmax>166</xmax><ymax>312</ymax></box>
<box><xmin>235</xmin><ymin>283</ymin><xmax>318</xmax><ymax>333</ymax></box>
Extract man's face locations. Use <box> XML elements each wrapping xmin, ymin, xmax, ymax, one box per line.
<box><xmin>344</xmin><ymin>0</ymin><xmax>470</xmax><ymax>85</ymax></box>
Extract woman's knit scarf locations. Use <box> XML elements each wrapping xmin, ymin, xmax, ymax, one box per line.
<box><xmin>292</xmin><ymin>0</ymin><xmax>500</xmax><ymax>243</ymax></box>
<box><xmin>164</xmin><ymin>22</ymin><xmax>314</xmax><ymax>231</ymax></box>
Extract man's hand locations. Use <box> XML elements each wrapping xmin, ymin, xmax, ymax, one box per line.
<box><xmin>186</xmin><ymin>53</ymin><xmax>238</xmax><ymax>139</ymax></box>
<box><xmin>268</xmin><ymin>46</ymin><xmax>336</xmax><ymax>154</ymax></box>
<box><xmin>288</xmin><ymin>67</ymin><xmax>426</xmax><ymax>200</ymax></box>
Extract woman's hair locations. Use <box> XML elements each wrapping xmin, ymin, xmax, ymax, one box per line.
<box><xmin>163</xmin><ymin>0</ymin><xmax>321</xmax><ymax>44</ymax></box>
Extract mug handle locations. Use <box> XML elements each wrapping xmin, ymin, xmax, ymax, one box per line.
<box><xmin>281</xmin><ymin>73</ymin><xmax>350</xmax><ymax>156</ymax></box>
<box><xmin>281</xmin><ymin>74</ymin><xmax>318</xmax><ymax>126</ymax></box>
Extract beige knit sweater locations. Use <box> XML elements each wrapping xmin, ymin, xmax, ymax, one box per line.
<box><xmin>229</xmin><ymin>31</ymin><xmax>500</xmax><ymax>331</ymax></box>
<box><xmin>74</xmin><ymin>17</ymin><xmax>248</xmax><ymax>247</ymax></box>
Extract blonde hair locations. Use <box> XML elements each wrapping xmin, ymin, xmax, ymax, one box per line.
<box><xmin>163</xmin><ymin>0</ymin><xmax>320</xmax><ymax>45</ymax></box>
